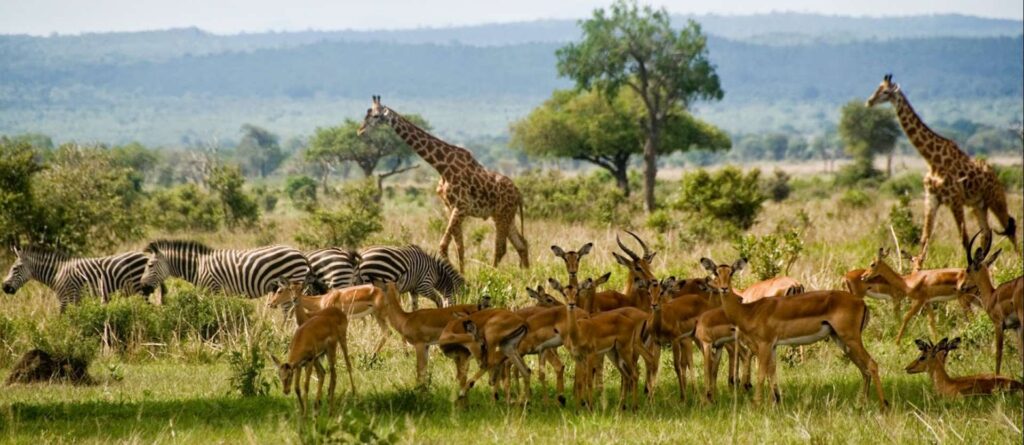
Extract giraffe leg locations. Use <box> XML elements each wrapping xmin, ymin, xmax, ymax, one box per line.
<box><xmin>948</xmin><ymin>200</ymin><xmax>970</xmax><ymax>253</ymax></box>
<box><xmin>493</xmin><ymin>216</ymin><xmax>510</xmax><ymax>268</ymax></box>
<box><xmin>439</xmin><ymin>209</ymin><xmax>465</xmax><ymax>272</ymax></box>
<box><xmin>507</xmin><ymin>219</ymin><xmax>529</xmax><ymax>269</ymax></box>
<box><xmin>915</xmin><ymin>190</ymin><xmax>941</xmax><ymax>271</ymax></box>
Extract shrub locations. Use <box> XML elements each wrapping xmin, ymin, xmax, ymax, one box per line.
<box><xmin>285</xmin><ymin>175</ymin><xmax>319</xmax><ymax>211</ymax></box>
<box><xmin>732</xmin><ymin>229</ymin><xmax>804</xmax><ymax>281</ymax></box>
<box><xmin>835</xmin><ymin>161</ymin><xmax>881</xmax><ymax>187</ymax></box>
<box><xmin>889</xmin><ymin>194</ymin><xmax>921</xmax><ymax>247</ymax></box>
<box><xmin>296</xmin><ymin>408</ymin><xmax>404</xmax><ymax>445</ymax></box>
<box><xmin>838</xmin><ymin>189</ymin><xmax>872</xmax><ymax>209</ymax></box>
<box><xmin>208</xmin><ymin>164</ymin><xmax>260</xmax><ymax>229</ymax></box>
<box><xmin>762</xmin><ymin>169</ymin><xmax>791</xmax><ymax>202</ymax></box>
<box><xmin>28</xmin><ymin>317</ymin><xmax>99</xmax><ymax>372</ymax></box>
<box><xmin>645</xmin><ymin>209</ymin><xmax>676</xmax><ymax>234</ymax></box>
<box><xmin>146</xmin><ymin>184</ymin><xmax>224</xmax><ymax>232</ymax></box>
<box><xmin>672</xmin><ymin>166</ymin><xmax>766</xmax><ymax>231</ymax></box>
<box><xmin>993</xmin><ymin>163</ymin><xmax>1023</xmax><ymax>194</ymax></box>
<box><xmin>880</xmin><ymin>172</ymin><xmax>924</xmax><ymax>197</ymax></box>
<box><xmin>0</xmin><ymin>314</ymin><xmax>21</xmax><ymax>367</ymax></box>
<box><xmin>65</xmin><ymin>296</ymin><xmax>166</xmax><ymax>354</ymax></box>
<box><xmin>227</xmin><ymin>325</ymin><xmax>274</xmax><ymax>397</ymax></box>
<box><xmin>516</xmin><ymin>170</ymin><xmax>635</xmax><ymax>227</ymax></box>
<box><xmin>163</xmin><ymin>288</ymin><xmax>254</xmax><ymax>341</ymax></box>
<box><xmin>252</xmin><ymin>185</ymin><xmax>279</xmax><ymax>212</ymax></box>
<box><xmin>295</xmin><ymin>179</ymin><xmax>383</xmax><ymax>249</ymax></box>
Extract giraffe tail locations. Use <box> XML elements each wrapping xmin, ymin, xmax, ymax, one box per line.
<box><xmin>996</xmin><ymin>216</ymin><xmax>1015</xmax><ymax>238</ymax></box>
<box><xmin>518</xmin><ymin>199</ymin><xmax>525</xmax><ymax>239</ymax></box>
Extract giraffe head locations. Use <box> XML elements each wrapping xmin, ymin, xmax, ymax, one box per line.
<box><xmin>357</xmin><ymin>95</ymin><xmax>391</xmax><ymax>136</ymax></box>
<box><xmin>866</xmin><ymin>74</ymin><xmax>900</xmax><ymax>107</ymax></box>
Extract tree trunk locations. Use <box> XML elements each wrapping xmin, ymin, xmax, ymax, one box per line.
<box><xmin>643</xmin><ymin>126</ymin><xmax>660</xmax><ymax>212</ymax></box>
<box><xmin>886</xmin><ymin>151</ymin><xmax>893</xmax><ymax>177</ymax></box>
<box><xmin>613</xmin><ymin>167</ymin><xmax>630</xmax><ymax>197</ymax></box>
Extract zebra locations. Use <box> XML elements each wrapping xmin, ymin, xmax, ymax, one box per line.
<box><xmin>2</xmin><ymin>246</ymin><xmax>154</xmax><ymax>312</ymax></box>
<box><xmin>354</xmin><ymin>244</ymin><xmax>464</xmax><ymax>309</ymax></box>
<box><xmin>140</xmin><ymin>240</ymin><xmax>310</xmax><ymax>299</ymax></box>
<box><xmin>304</xmin><ymin>248</ymin><xmax>361</xmax><ymax>294</ymax></box>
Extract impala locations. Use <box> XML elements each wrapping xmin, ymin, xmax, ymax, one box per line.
<box><xmin>860</xmin><ymin>249</ymin><xmax>972</xmax><ymax>343</ymax></box>
<box><xmin>272</xmin><ymin>306</ymin><xmax>356</xmax><ymax>413</ymax></box>
<box><xmin>709</xmin><ymin>270</ymin><xmax>887</xmax><ymax>408</ymax></box>
<box><xmin>267</xmin><ymin>283</ymin><xmax>390</xmax><ymax>356</ymax></box>
<box><xmin>373</xmin><ymin>281</ymin><xmax>488</xmax><ymax>385</ymax></box>
<box><xmin>695</xmin><ymin>306</ymin><xmax>753</xmax><ymax>402</ymax></box>
<box><xmin>843</xmin><ymin>251</ymin><xmax>906</xmax><ymax>318</ymax></box>
<box><xmin>906</xmin><ymin>337</ymin><xmax>1023</xmax><ymax>396</ymax></box>
<box><xmin>517</xmin><ymin>285</ymin><xmax>566</xmax><ymax>404</ymax></box>
<box><xmin>438</xmin><ymin>308</ymin><xmax>531</xmax><ymax>403</ymax></box>
<box><xmin>551</xmin><ymin>242</ymin><xmax>593</xmax><ymax>285</ymax></box>
<box><xmin>956</xmin><ymin>232</ymin><xmax>1022</xmax><ymax>374</ymax></box>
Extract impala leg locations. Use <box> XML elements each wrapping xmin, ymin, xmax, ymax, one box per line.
<box><xmin>924</xmin><ymin>304</ymin><xmax>938</xmax><ymax>341</ymax></box>
<box><xmin>340</xmin><ymin>332</ymin><xmax>356</xmax><ymax>396</ymax></box>
<box><xmin>415</xmin><ymin>343</ymin><xmax>430</xmax><ymax>386</ymax></box>
<box><xmin>994</xmin><ymin>324</ymin><xmax>1005</xmax><ymax>375</ymax></box>
<box><xmin>371</xmin><ymin>313</ymin><xmax>390</xmax><ymax>358</ymax></box>
<box><xmin>672</xmin><ymin>340</ymin><xmax>687</xmax><ymax>401</ymax></box>
<box><xmin>326</xmin><ymin>345</ymin><xmax>338</xmax><ymax>414</ymax></box>
<box><xmin>645</xmin><ymin>340</ymin><xmax>661</xmax><ymax>399</ymax></box>
<box><xmin>535</xmin><ymin>354</ymin><xmax>548</xmax><ymax>402</ymax></box>
<box><xmin>837</xmin><ymin>331</ymin><xmax>887</xmax><ymax>409</ymax></box>
<box><xmin>895</xmin><ymin>298</ymin><xmax>927</xmax><ymax>344</ymax></box>
<box><xmin>295</xmin><ymin>366</ymin><xmax>306</xmax><ymax>414</ymax></box>
<box><xmin>703</xmin><ymin>343</ymin><xmax>720</xmax><ymax>402</ymax></box>
<box><xmin>546</xmin><ymin>350</ymin><xmax>566</xmax><ymax>406</ymax></box>
<box><xmin>754</xmin><ymin>343</ymin><xmax>773</xmax><ymax>405</ymax></box>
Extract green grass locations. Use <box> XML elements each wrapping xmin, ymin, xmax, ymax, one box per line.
<box><xmin>1</xmin><ymin>174</ymin><xmax>1022</xmax><ymax>444</ymax></box>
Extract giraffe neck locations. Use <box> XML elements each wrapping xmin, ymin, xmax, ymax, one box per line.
<box><xmin>892</xmin><ymin>91</ymin><xmax>967</xmax><ymax>169</ymax></box>
<box><xmin>385</xmin><ymin>109</ymin><xmax>471</xmax><ymax>178</ymax></box>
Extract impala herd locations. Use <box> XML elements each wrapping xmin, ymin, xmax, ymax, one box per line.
<box><xmin>271</xmin><ymin>231</ymin><xmax>1023</xmax><ymax>413</ymax></box>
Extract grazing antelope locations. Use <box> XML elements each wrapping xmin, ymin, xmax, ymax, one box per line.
<box><xmin>267</xmin><ymin>283</ymin><xmax>391</xmax><ymax>356</ymax></box>
<box><xmin>373</xmin><ymin>281</ymin><xmax>488</xmax><ymax>385</ymax></box>
<box><xmin>844</xmin><ymin>251</ymin><xmax>907</xmax><ymax>319</ymax></box>
<box><xmin>906</xmin><ymin>337</ymin><xmax>1023</xmax><ymax>396</ymax></box>
<box><xmin>710</xmin><ymin>275</ymin><xmax>887</xmax><ymax>408</ymax></box>
<box><xmin>860</xmin><ymin>249</ymin><xmax>972</xmax><ymax>343</ymax></box>
<box><xmin>438</xmin><ymin>308</ymin><xmax>531</xmax><ymax>403</ymax></box>
<box><xmin>956</xmin><ymin>232</ymin><xmax>1023</xmax><ymax>374</ymax></box>
<box><xmin>553</xmin><ymin>279</ymin><xmax>650</xmax><ymax>410</ymax></box>
<box><xmin>272</xmin><ymin>306</ymin><xmax>356</xmax><ymax>413</ymax></box>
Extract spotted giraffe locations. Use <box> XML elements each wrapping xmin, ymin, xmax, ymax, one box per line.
<box><xmin>867</xmin><ymin>74</ymin><xmax>1019</xmax><ymax>270</ymax></box>
<box><xmin>358</xmin><ymin>95</ymin><xmax>529</xmax><ymax>271</ymax></box>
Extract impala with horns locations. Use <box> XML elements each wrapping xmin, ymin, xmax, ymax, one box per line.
<box><xmin>956</xmin><ymin>231</ymin><xmax>1022</xmax><ymax>374</ymax></box>
<box><xmin>906</xmin><ymin>337</ymin><xmax>1023</xmax><ymax>396</ymax></box>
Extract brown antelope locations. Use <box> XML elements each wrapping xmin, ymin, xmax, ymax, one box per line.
<box><xmin>956</xmin><ymin>232</ymin><xmax>1023</xmax><ymax>374</ymax></box>
<box><xmin>438</xmin><ymin>308</ymin><xmax>531</xmax><ymax>403</ymax></box>
<box><xmin>517</xmin><ymin>285</ymin><xmax>566</xmax><ymax>404</ymax></box>
<box><xmin>272</xmin><ymin>306</ymin><xmax>357</xmax><ymax>413</ymax></box>
<box><xmin>844</xmin><ymin>251</ymin><xmax>907</xmax><ymax>318</ymax></box>
<box><xmin>700</xmin><ymin>257</ymin><xmax>804</xmax><ymax>302</ymax></box>
<box><xmin>710</xmin><ymin>277</ymin><xmax>887</xmax><ymax>408</ymax></box>
<box><xmin>551</xmin><ymin>242</ymin><xmax>593</xmax><ymax>285</ymax></box>
<box><xmin>695</xmin><ymin>307</ymin><xmax>753</xmax><ymax>402</ymax></box>
<box><xmin>906</xmin><ymin>337</ymin><xmax>1023</xmax><ymax>396</ymax></box>
<box><xmin>553</xmin><ymin>279</ymin><xmax>652</xmax><ymax>410</ymax></box>
<box><xmin>582</xmin><ymin>232</ymin><xmax>659</xmax><ymax>313</ymax></box>
<box><xmin>860</xmin><ymin>250</ymin><xmax>972</xmax><ymax>343</ymax></box>
<box><xmin>268</xmin><ymin>283</ymin><xmax>391</xmax><ymax>356</ymax></box>
<box><xmin>373</xmin><ymin>281</ymin><xmax>488</xmax><ymax>385</ymax></box>
<box><xmin>642</xmin><ymin>277</ymin><xmax>721</xmax><ymax>401</ymax></box>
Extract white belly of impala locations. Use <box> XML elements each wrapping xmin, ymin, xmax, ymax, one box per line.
<box><xmin>777</xmin><ymin>324</ymin><xmax>833</xmax><ymax>346</ymax></box>
<box><xmin>926</xmin><ymin>293</ymin><xmax>958</xmax><ymax>303</ymax></box>
<box><xmin>347</xmin><ymin>307</ymin><xmax>374</xmax><ymax>318</ymax></box>
<box><xmin>713</xmin><ymin>334</ymin><xmax>736</xmax><ymax>347</ymax></box>
<box><xmin>534</xmin><ymin>334</ymin><xmax>562</xmax><ymax>353</ymax></box>
<box><xmin>866</xmin><ymin>291</ymin><xmax>894</xmax><ymax>301</ymax></box>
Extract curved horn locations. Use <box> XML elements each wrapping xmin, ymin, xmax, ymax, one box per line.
<box><xmin>982</xmin><ymin>229</ymin><xmax>993</xmax><ymax>260</ymax></box>
<box><xmin>625</xmin><ymin>230</ymin><xmax>652</xmax><ymax>259</ymax></box>
<box><xmin>966</xmin><ymin>230</ymin><xmax>981</xmax><ymax>265</ymax></box>
<box><xmin>616</xmin><ymin>234</ymin><xmax>639</xmax><ymax>261</ymax></box>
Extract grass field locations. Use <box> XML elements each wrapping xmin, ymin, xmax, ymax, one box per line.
<box><xmin>1</xmin><ymin>172</ymin><xmax>1023</xmax><ymax>444</ymax></box>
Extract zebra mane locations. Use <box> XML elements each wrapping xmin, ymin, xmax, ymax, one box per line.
<box><xmin>17</xmin><ymin>245</ymin><xmax>73</xmax><ymax>260</ymax></box>
<box><xmin>145</xmin><ymin>239</ymin><xmax>213</xmax><ymax>255</ymax></box>
<box><xmin>420</xmin><ymin>246</ymin><xmax>464</xmax><ymax>291</ymax></box>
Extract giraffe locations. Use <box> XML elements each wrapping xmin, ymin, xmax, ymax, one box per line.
<box><xmin>866</xmin><ymin>74</ymin><xmax>1019</xmax><ymax>270</ymax></box>
<box><xmin>358</xmin><ymin>95</ymin><xmax>529</xmax><ymax>272</ymax></box>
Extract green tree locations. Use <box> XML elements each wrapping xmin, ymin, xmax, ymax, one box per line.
<box><xmin>237</xmin><ymin>124</ymin><xmax>285</xmax><ymax>178</ymax></box>
<box><xmin>838</xmin><ymin>100</ymin><xmax>900</xmax><ymax>178</ymax></box>
<box><xmin>207</xmin><ymin>164</ymin><xmax>260</xmax><ymax>229</ymax></box>
<box><xmin>0</xmin><ymin>138</ymin><xmax>45</xmax><ymax>248</ymax></box>
<box><xmin>512</xmin><ymin>88</ymin><xmax>729</xmax><ymax>197</ymax></box>
<box><xmin>556</xmin><ymin>0</ymin><xmax>724</xmax><ymax>211</ymax></box>
<box><xmin>307</xmin><ymin>115</ymin><xmax>428</xmax><ymax>197</ymax></box>
<box><xmin>673</xmin><ymin>166</ymin><xmax>766</xmax><ymax>231</ymax></box>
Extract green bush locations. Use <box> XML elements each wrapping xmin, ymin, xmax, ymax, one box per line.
<box><xmin>65</xmin><ymin>296</ymin><xmax>166</xmax><ymax>354</ymax></box>
<box><xmin>0</xmin><ymin>314</ymin><xmax>21</xmax><ymax>367</ymax></box>
<box><xmin>163</xmin><ymin>288</ymin><xmax>255</xmax><ymax>341</ymax></box>
<box><xmin>285</xmin><ymin>175</ymin><xmax>319</xmax><ymax>211</ymax></box>
<box><xmin>29</xmin><ymin>317</ymin><xmax>99</xmax><ymax>370</ymax></box>
<box><xmin>762</xmin><ymin>169</ymin><xmax>791</xmax><ymax>202</ymax></box>
<box><xmin>672</xmin><ymin>166</ymin><xmax>766</xmax><ymax>231</ymax></box>
<box><xmin>789</xmin><ymin>175</ymin><xmax>834</xmax><ymax>200</ymax></box>
<box><xmin>146</xmin><ymin>184</ymin><xmax>224</xmax><ymax>232</ymax></box>
<box><xmin>227</xmin><ymin>325</ymin><xmax>274</xmax><ymax>397</ymax></box>
<box><xmin>295</xmin><ymin>179</ymin><xmax>383</xmax><ymax>249</ymax></box>
<box><xmin>835</xmin><ymin>161</ymin><xmax>881</xmax><ymax>187</ymax></box>
<box><xmin>880</xmin><ymin>172</ymin><xmax>924</xmax><ymax>197</ymax></box>
<box><xmin>838</xmin><ymin>189</ymin><xmax>872</xmax><ymax>209</ymax></box>
<box><xmin>252</xmin><ymin>185</ymin><xmax>279</xmax><ymax>213</ymax></box>
<box><xmin>296</xmin><ymin>408</ymin><xmax>404</xmax><ymax>445</ymax></box>
<box><xmin>889</xmin><ymin>194</ymin><xmax>921</xmax><ymax>247</ymax></box>
<box><xmin>516</xmin><ymin>170</ymin><xmax>635</xmax><ymax>227</ymax></box>
<box><xmin>645</xmin><ymin>209</ymin><xmax>676</xmax><ymax>234</ymax></box>
<box><xmin>208</xmin><ymin>164</ymin><xmax>260</xmax><ymax>229</ymax></box>
<box><xmin>732</xmin><ymin>229</ymin><xmax>804</xmax><ymax>281</ymax></box>
<box><xmin>993</xmin><ymin>163</ymin><xmax>1023</xmax><ymax>194</ymax></box>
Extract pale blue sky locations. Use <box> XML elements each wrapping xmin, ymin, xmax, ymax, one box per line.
<box><xmin>1</xmin><ymin>0</ymin><xmax>1021</xmax><ymax>35</ymax></box>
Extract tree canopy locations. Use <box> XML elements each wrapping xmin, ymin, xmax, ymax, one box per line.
<box><xmin>556</xmin><ymin>0</ymin><xmax>724</xmax><ymax>211</ymax></box>
<box><xmin>237</xmin><ymin>124</ymin><xmax>286</xmax><ymax>178</ymax></box>
<box><xmin>511</xmin><ymin>88</ymin><xmax>730</xmax><ymax>196</ymax></box>
<box><xmin>839</xmin><ymin>100</ymin><xmax>901</xmax><ymax>177</ymax></box>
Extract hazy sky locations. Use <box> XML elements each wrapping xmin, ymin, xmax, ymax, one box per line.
<box><xmin>1</xmin><ymin>0</ymin><xmax>1021</xmax><ymax>35</ymax></box>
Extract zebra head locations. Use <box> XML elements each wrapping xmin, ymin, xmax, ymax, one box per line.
<box><xmin>434</xmin><ymin>256</ymin><xmax>465</xmax><ymax>306</ymax></box>
<box><xmin>3</xmin><ymin>247</ymin><xmax>27</xmax><ymax>294</ymax></box>
<box><xmin>140</xmin><ymin>248</ymin><xmax>172</xmax><ymax>291</ymax></box>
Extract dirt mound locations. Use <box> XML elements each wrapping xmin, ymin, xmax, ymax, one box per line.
<box><xmin>6</xmin><ymin>348</ymin><xmax>93</xmax><ymax>385</ymax></box>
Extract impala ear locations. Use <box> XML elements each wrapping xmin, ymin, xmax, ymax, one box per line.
<box><xmin>612</xmin><ymin>252</ymin><xmax>631</xmax><ymax>267</ymax></box>
<box><xmin>984</xmin><ymin>249</ymin><xmax>1002</xmax><ymax>267</ymax></box>
<box><xmin>595</xmin><ymin>272</ymin><xmax>611</xmax><ymax>286</ymax></box>
<box><xmin>525</xmin><ymin>287</ymin><xmax>538</xmax><ymax>300</ymax></box>
<box><xmin>732</xmin><ymin>258</ymin><xmax>748</xmax><ymax>273</ymax></box>
<box><xmin>699</xmin><ymin>257</ymin><xmax>717</xmax><ymax>274</ymax></box>
<box><xmin>578</xmin><ymin>242</ymin><xmax>593</xmax><ymax>256</ymax></box>
<box><xmin>551</xmin><ymin>245</ymin><xmax>566</xmax><ymax>258</ymax></box>
<box><xmin>914</xmin><ymin>339</ymin><xmax>929</xmax><ymax>351</ymax></box>
<box><xmin>548</xmin><ymin>278</ymin><xmax>563</xmax><ymax>293</ymax></box>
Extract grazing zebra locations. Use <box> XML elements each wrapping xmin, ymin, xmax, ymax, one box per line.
<box><xmin>2</xmin><ymin>246</ymin><xmax>153</xmax><ymax>312</ymax></box>
<box><xmin>355</xmin><ymin>245</ymin><xmax>464</xmax><ymax>309</ymax></box>
<box><xmin>140</xmin><ymin>240</ymin><xmax>310</xmax><ymax>298</ymax></box>
<box><xmin>305</xmin><ymin>248</ymin><xmax>360</xmax><ymax>294</ymax></box>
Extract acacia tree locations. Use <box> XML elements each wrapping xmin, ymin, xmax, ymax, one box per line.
<box><xmin>237</xmin><ymin>124</ymin><xmax>286</xmax><ymax>177</ymax></box>
<box><xmin>838</xmin><ymin>100</ymin><xmax>900</xmax><ymax>177</ymax></box>
<box><xmin>557</xmin><ymin>0</ymin><xmax>723</xmax><ymax>211</ymax></box>
<box><xmin>511</xmin><ymin>88</ymin><xmax>729</xmax><ymax>196</ymax></box>
<box><xmin>307</xmin><ymin>115</ymin><xmax>428</xmax><ymax>197</ymax></box>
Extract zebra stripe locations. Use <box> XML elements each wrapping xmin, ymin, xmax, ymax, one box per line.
<box><xmin>305</xmin><ymin>248</ymin><xmax>360</xmax><ymax>292</ymax></box>
<box><xmin>142</xmin><ymin>240</ymin><xmax>310</xmax><ymax>298</ymax></box>
<box><xmin>2</xmin><ymin>246</ymin><xmax>151</xmax><ymax>311</ymax></box>
<box><xmin>355</xmin><ymin>245</ymin><xmax>464</xmax><ymax>308</ymax></box>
